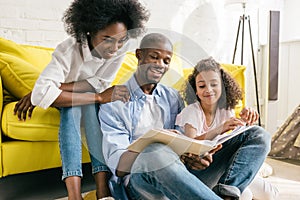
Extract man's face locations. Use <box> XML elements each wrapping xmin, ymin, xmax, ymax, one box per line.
<box><xmin>136</xmin><ymin>46</ymin><xmax>173</xmax><ymax>85</ymax></box>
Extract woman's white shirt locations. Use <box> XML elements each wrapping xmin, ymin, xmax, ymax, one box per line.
<box><xmin>31</xmin><ymin>37</ymin><xmax>126</xmax><ymax>109</ymax></box>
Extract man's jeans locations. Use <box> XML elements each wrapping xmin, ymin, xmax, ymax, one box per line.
<box><xmin>126</xmin><ymin>126</ymin><xmax>271</xmax><ymax>200</ymax></box>
<box><xmin>59</xmin><ymin>104</ymin><xmax>109</xmax><ymax>180</ymax></box>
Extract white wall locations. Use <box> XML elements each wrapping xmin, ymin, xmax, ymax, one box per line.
<box><xmin>281</xmin><ymin>0</ymin><xmax>300</xmax><ymax>42</ymax></box>
<box><xmin>262</xmin><ymin>0</ymin><xmax>300</xmax><ymax>134</ymax></box>
<box><xmin>0</xmin><ymin>0</ymin><xmax>70</xmax><ymax>47</ymax></box>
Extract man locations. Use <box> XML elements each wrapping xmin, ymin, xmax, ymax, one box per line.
<box><xmin>99</xmin><ymin>33</ymin><xmax>271</xmax><ymax>200</ymax></box>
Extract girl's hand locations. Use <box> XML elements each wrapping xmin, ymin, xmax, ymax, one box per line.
<box><xmin>220</xmin><ymin>117</ymin><xmax>245</xmax><ymax>134</ymax></box>
<box><xmin>98</xmin><ymin>85</ymin><xmax>130</xmax><ymax>104</ymax></box>
<box><xmin>239</xmin><ymin>107</ymin><xmax>259</xmax><ymax>125</ymax></box>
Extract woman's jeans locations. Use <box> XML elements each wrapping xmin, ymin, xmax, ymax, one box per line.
<box><xmin>59</xmin><ymin>104</ymin><xmax>109</xmax><ymax>180</ymax></box>
<box><xmin>126</xmin><ymin>126</ymin><xmax>271</xmax><ymax>200</ymax></box>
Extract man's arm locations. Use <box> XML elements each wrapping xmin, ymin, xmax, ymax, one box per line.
<box><xmin>100</xmin><ymin>101</ymin><xmax>134</xmax><ymax>177</ymax></box>
<box><xmin>116</xmin><ymin>151</ymin><xmax>139</xmax><ymax>177</ymax></box>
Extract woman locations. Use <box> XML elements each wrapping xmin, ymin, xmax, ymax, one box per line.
<box><xmin>14</xmin><ymin>0</ymin><xmax>149</xmax><ymax>199</ymax></box>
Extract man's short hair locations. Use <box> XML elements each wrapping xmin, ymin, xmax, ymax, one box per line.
<box><xmin>139</xmin><ymin>33</ymin><xmax>173</xmax><ymax>51</ymax></box>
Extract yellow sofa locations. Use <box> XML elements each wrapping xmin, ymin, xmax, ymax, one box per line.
<box><xmin>0</xmin><ymin>37</ymin><xmax>245</xmax><ymax>178</ymax></box>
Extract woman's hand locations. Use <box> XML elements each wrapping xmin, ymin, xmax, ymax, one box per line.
<box><xmin>97</xmin><ymin>85</ymin><xmax>130</xmax><ymax>104</ymax></box>
<box><xmin>239</xmin><ymin>107</ymin><xmax>259</xmax><ymax>125</ymax></box>
<box><xmin>14</xmin><ymin>92</ymin><xmax>35</xmax><ymax>121</ymax></box>
<box><xmin>180</xmin><ymin>144</ymin><xmax>222</xmax><ymax>170</ymax></box>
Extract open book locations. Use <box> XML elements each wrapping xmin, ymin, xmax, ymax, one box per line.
<box><xmin>128</xmin><ymin>125</ymin><xmax>253</xmax><ymax>156</ymax></box>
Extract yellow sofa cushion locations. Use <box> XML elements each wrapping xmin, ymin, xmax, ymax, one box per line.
<box><xmin>1</xmin><ymin>140</ymin><xmax>91</xmax><ymax>177</ymax></box>
<box><xmin>2</xmin><ymin>102</ymin><xmax>60</xmax><ymax>141</ymax></box>
<box><xmin>0</xmin><ymin>38</ymin><xmax>53</xmax><ymax>99</ymax></box>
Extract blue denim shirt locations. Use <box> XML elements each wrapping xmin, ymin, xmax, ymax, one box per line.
<box><xmin>99</xmin><ymin>75</ymin><xmax>185</xmax><ymax>176</ymax></box>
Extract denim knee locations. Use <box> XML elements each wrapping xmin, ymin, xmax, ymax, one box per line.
<box><xmin>131</xmin><ymin>143</ymin><xmax>179</xmax><ymax>174</ymax></box>
<box><xmin>250</xmin><ymin>126</ymin><xmax>271</xmax><ymax>154</ymax></box>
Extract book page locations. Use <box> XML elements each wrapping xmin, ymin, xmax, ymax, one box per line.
<box><xmin>127</xmin><ymin>126</ymin><xmax>254</xmax><ymax>156</ymax></box>
<box><xmin>210</xmin><ymin>125</ymin><xmax>253</xmax><ymax>145</ymax></box>
<box><xmin>127</xmin><ymin>129</ymin><xmax>215</xmax><ymax>155</ymax></box>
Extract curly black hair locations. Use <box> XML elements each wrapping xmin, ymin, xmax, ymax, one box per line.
<box><xmin>182</xmin><ymin>57</ymin><xmax>243</xmax><ymax>110</ymax></box>
<box><xmin>62</xmin><ymin>0</ymin><xmax>150</xmax><ymax>44</ymax></box>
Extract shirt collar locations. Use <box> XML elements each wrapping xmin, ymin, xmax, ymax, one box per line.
<box><xmin>126</xmin><ymin>74</ymin><xmax>163</xmax><ymax>100</ymax></box>
<box><xmin>81</xmin><ymin>41</ymin><xmax>105</xmax><ymax>63</ymax></box>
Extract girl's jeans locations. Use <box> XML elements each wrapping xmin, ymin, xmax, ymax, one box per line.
<box><xmin>59</xmin><ymin>104</ymin><xmax>109</xmax><ymax>180</ymax></box>
<box><xmin>127</xmin><ymin>126</ymin><xmax>271</xmax><ymax>200</ymax></box>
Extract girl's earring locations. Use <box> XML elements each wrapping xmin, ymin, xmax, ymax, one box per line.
<box><xmin>87</xmin><ymin>32</ymin><xmax>90</xmax><ymax>36</ymax></box>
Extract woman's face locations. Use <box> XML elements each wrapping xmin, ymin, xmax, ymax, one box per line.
<box><xmin>195</xmin><ymin>70</ymin><xmax>222</xmax><ymax>107</ymax></box>
<box><xmin>90</xmin><ymin>22</ymin><xmax>128</xmax><ymax>59</ymax></box>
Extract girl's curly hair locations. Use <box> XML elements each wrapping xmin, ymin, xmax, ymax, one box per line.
<box><xmin>182</xmin><ymin>57</ymin><xmax>243</xmax><ymax>110</ymax></box>
<box><xmin>62</xmin><ymin>0</ymin><xmax>150</xmax><ymax>44</ymax></box>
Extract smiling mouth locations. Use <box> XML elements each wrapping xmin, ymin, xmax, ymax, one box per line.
<box><xmin>204</xmin><ymin>94</ymin><xmax>215</xmax><ymax>98</ymax></box>
<box><xmin>106</xmin><ymin>51</ymin><xmax>117</xmax><ymax>56</ymax></box>
<box><xmin>150</xmin><ymin>66</ymin><xmax>164</xmax><ymax>74</ymax></box>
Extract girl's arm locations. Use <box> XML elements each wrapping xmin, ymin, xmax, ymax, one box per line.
<box><xmin>184</xmin><ymin>123</ymin><xmax>218</xmax><ymax>140</ymax></box>
<box><xmin>185</xmin><ymin>117</ymin><xmax>245</xmax><ymax>141</ymax></box>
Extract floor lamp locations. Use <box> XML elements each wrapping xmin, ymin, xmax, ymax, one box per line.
<box><xmin>226</xmin><ymin>0</ymin><xmax>261</xmax><ymax>125</ymax></box>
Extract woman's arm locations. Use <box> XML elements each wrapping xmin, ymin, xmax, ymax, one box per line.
<box><xmin>59</xmin><ymin>80</ymin><xmax>95</xmax><ymax>92</ymax></box>
<box><xmin>52</xmin><ymin>85</ymin><xmax>130</xmax><ymax>107</ymax></box>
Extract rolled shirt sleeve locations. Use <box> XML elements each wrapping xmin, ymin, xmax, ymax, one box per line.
<box><xmin>31</xmin><ymin>52</ymin><xmax>65</xmax><ymax>109</ymax></box>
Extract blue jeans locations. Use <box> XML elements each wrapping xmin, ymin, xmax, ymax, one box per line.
<box><xmin>59</xmin><ymin>104</ymin><xmax>109</xmax><ymax>180</ymax></box>
<box><xmin>126</xmin><ymin>126</ymin><xmax>271</xmax><ymax>200</ymax></box>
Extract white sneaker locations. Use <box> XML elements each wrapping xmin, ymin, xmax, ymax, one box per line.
<box><xmin>258</xmin><ymin>162</ymin><xmax>273</xmax><ymax>178</ymax></box>
<box><xmin>98</xmin><ymin>197</ymin><xmax>115</xmax><ymax>200</ymax></box>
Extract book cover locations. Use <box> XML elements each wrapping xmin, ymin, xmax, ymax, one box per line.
<box><xmin>127</xmin><ymin>125</ymin><xmax>253</xmax><ymax>155</ymax></box>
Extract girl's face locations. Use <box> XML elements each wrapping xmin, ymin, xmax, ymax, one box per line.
<box><xmin>90</xmin><ymin>22</ymin><xmax>128</xmax><ymax>59</ymax></box>
<box><xmin>195</xmin><ymin>70</ymin><xmax>222</xmax><ymax>107</ymax></box>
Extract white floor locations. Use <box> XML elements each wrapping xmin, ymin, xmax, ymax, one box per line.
<box><xmin>265</xmin><ymin>157</ymin><xmax>300</xmax><ymax>200</ymax></box>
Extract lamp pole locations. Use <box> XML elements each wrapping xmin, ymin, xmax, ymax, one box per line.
<box><xmin>232</xmin><ymin>3</ymin><xmax>261</xmax><ymax>126</ymax></box>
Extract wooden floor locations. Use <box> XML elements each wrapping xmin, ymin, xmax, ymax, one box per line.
<box><xmin>0</xmin><ymin>164</ymin><xmax>95</xmax><ymax>200</ymax></box>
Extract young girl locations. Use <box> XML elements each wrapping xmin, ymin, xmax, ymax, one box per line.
<box><xmin>13</xmin><ymin>0</ymin><xmax>149</xmax><ymax>199</ymax></box>
<box><xmin>176</xmin><ymin>57</ymin><xmax>278</xmax><ymax>200</ymax></box>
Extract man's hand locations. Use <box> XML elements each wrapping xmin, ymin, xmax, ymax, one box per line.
<box><xmin>180</xmin><ymin>144</ymin><xmax>222</xmax><ymax>170</ymax></box>
<box><xmin>97</xmin><ymin>85</ymin><xmax>130</xmax><ymax>104</ymax></box>
<box><xmin>14</xmin><ymin>92</ymin><xmax>35</xmax><ymax>121</ymax></box>
<box><xmin>239</xmin><ymin>107</ymin><xmax>259</xmax><ymax>125</ymax></box>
